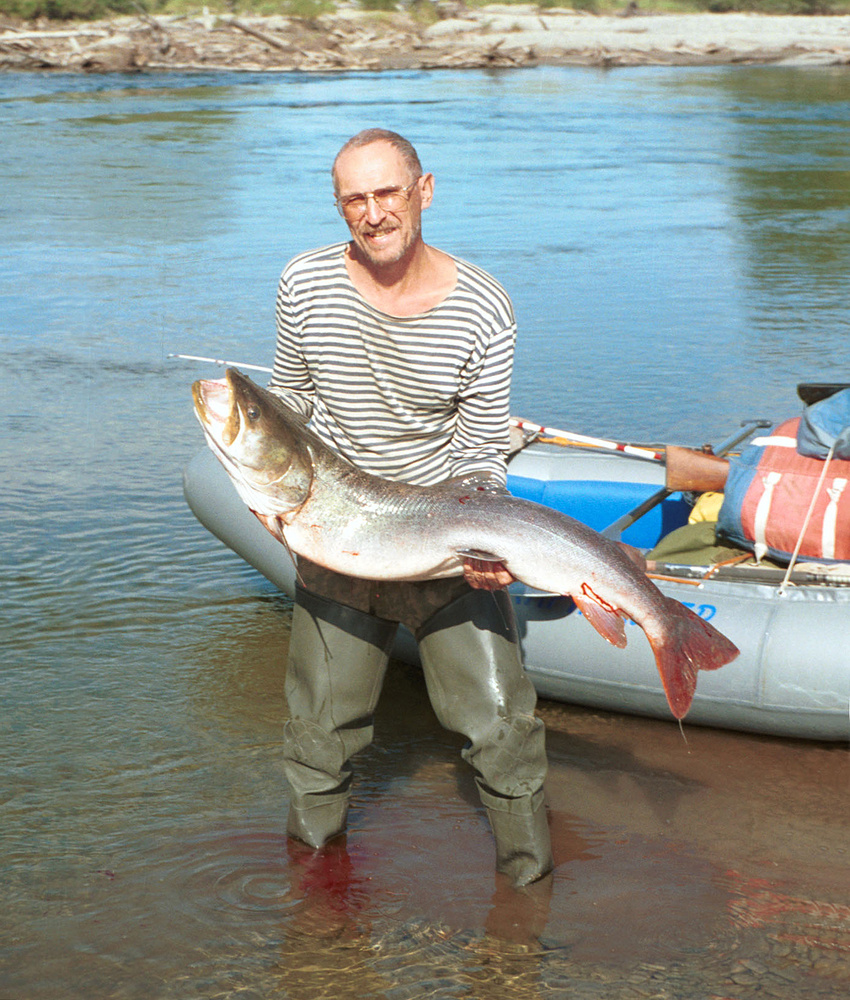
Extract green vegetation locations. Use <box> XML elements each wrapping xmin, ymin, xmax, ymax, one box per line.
<box><xmin>0</xmin><ymin>0</ymin><xmax>333</xmax><ymax>21</ymax></box>
<box><xmin>1</xmin><ymin>0</ymin><xmax>847</xmax><ymax>24</ymax></box>
<box><xmin>533</xmin><ymin>0</ymin><xmax>848</xmax><ymax>12</ymax></box>
<box><xmin>1</xmin><ymin>0</ymin><xmax>130</xmax><ymax>19</ymax></box>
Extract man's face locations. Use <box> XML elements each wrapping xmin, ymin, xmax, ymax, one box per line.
<box><xmin>334</xmin><ymin>141</ymin><xmax>430</xmax><ymax>269</ymax></box>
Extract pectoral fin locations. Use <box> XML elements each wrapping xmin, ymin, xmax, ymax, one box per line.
<box><xmin>573</xmin><ymin>584</ymin><xmax>628</xmax><ymax>649</ymax></box>
<box><xmin>252</xmin><ymin>510</ymin><xmax>285</xmax><ymax>543</ymax></box>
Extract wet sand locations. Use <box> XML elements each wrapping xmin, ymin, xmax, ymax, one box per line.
<box><xmin>340</xmin><ymin>664</ymin><xmax>850</xmax><ymax>996</ymax></box>
<box><xmin>2</xmin><ymin>6</ymin><xmax>850</xmax><ymax>73</ymax></box>
<box><xmin>7</xmin><ymin>650</ymin><xmax>844</xmax><ymax>999</ymax></box>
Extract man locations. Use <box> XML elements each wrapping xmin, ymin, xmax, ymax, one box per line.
<box><xmin>268</xmin><ymin>128</ymin><xmax>552</xmax><ymax>887</ymax></box>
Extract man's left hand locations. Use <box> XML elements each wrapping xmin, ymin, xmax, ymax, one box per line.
<box><xmin>463</xmin><ymin>557</ymin><xmax>515</xmax><ymax>590</ymax></box>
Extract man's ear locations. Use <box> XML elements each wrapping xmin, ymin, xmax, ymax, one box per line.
<box><xmin>418</xmin><ymin>172</ymin><xmax>435</xmax><ymax>210</ymax></box>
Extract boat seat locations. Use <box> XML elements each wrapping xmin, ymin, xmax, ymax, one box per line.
<box><xmin>506</xmin><ymin>474</ymin><xmax>691</xmax><ymax>550</ymax></box>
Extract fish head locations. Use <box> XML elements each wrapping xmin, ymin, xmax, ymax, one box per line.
<box><xmin>192</xmin><ymin>368</ymin><xmax>314</xmax><ymax>516</ymax></box>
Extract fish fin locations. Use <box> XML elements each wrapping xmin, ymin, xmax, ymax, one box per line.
<box><xmin>456</xmin><ymin>548</ymin><xmax>505</xmax><ymax>562</ymax></box>
<box><xmin>251</xmin><ymin>511</ymin><xmax>304</xmax><ymax>584</ymax></box>
<box><xmin>252</xmin><ymin>510</ymin><xmax>285</xmax><ymax>542</ymax></box>
<box><xmin>573</xmin><ymin>585</ymin><xmax>628</xmax><ymax>649</ymax></box>
<box><xmin>647</xmin><ymin>600</ymin><xmax>739</xmax><ymax>719</ymax></box>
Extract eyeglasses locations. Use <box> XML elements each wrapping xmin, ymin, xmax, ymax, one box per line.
<box><xmin>335</xmin><ymin>180</ymin><xmax>420</xmax><ymax>221</ymax></box>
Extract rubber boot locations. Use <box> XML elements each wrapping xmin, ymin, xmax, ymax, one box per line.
<box><xmin>416</xmin><ymin>588</ymin><xmax>553</xmax><ymax>886</ymax></box>
<box><xmin>477</xmin><ymin>786</ymin><xmax>552</xmax><ymax>888</ymax></box>
<box><xmin>284</xmin><ymin>585</ymin><xmax>398</xmax><ymax>848</ymax></box>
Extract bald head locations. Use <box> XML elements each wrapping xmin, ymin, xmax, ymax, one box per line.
<box><xmin>332</xmin><ymin>128</ymin><xmax>422</xmax><ymax>194</ymax></box>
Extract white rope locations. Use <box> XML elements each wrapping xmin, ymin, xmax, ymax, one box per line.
<box><xmin>822</xmin><ymin>477</ymin><xmax>847</xmax><ymax>559</ymax></box>
<box><xmin>779</xmin><ymin>442</ymin><xmax>836</xmax><ymax>594</ymax></box>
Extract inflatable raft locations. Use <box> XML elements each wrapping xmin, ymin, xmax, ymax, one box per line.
<box><xmin>184</xmin><ymin>441</ymin><xmax>850</xmax><ymax>742</ymax></box>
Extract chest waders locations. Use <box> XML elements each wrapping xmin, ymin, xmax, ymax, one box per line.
<box><xmin>283</xmin><ymin>583</ymin><xmax>553</xmax><ymax>887</ymax></box>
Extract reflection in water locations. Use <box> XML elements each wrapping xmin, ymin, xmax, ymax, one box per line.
<box><xmin>1</xmin><ymin>66</ymin><xmax>849</xmax><ymax>999</ymax></box>
<box><xmin>719</xmin><ymin>69</ymin><xmax>850</xmax><ymax>392</ymax></box>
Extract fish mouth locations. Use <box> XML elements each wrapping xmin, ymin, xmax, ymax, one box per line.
<box><xmin>193</xmin><ymin>374</ymin><xmax>249</xmax><ymax>449</ymax></box>
<box><xmin>191</xmin><ymin>370</ymin><xmax>307</xmax><ymax>516</ymax></box>
<box><xmin>191</xmin><ymin>376</ymin><xmax>245</xmax><ymax>480</ymax></box>
<box><xmin>192</xmin><ymin>377</ymin><xmax>232</xmax><ymax>429</ymax></box>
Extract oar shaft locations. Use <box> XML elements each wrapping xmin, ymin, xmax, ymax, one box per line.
<box><xmin>510</xmin><ymin>416</ymin><xmax>664</xmax><ymax>462</ymax></box>
<box><xmin>601</xmin><ymin>418</ymin><xmax>772</xmax><ymax>541</ymax></box>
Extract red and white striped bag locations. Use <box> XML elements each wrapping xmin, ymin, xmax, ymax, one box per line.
<box><xmin>716</xmin><ymin>417</ymin><xmax>850</xmax><ymax>563</ymax></box>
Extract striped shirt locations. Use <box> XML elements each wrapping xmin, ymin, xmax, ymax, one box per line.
<box><xmin>268</xmin><ymin>242</ymin><xmax>516</xmax><ymax>486</ymax></box>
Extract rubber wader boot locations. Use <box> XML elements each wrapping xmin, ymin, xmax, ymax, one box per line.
<box><xmin>416</xmin><ymin>588</ymin><xmax>553</xmax><ymax>886</ymax></box>
<box><xmin>283</xmin><ymin>585</ymin><xmax>397</xmax><ymax>849</ymax></box>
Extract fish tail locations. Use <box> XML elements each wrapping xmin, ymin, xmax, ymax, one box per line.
<box><xmin>648</xmin><ymin>600</ymin><xmax>739</xmax><ymax>719</ymax></box>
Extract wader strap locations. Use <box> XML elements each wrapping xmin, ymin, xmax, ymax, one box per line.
<box><xmin>295</xmin><ymin>583</ymin><xmax>395</xmax><ymax>645</ymax></box>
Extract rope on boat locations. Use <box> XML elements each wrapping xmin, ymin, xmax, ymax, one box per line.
<box><xmin>778</xmin><ymin>442</ymin><xmax>836</xmax><ymax>595</ymax></box>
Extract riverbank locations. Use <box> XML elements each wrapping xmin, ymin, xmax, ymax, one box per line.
<box><xmin>2</xmin><ymin>6</ymin><xmax>850</xmax><ymax>72</ymax></box>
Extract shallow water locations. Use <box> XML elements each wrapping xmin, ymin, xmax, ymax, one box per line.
<box><xmin>1</xmin><ymin>65</ymin><xmax>848</xmax><ymax>998</ymax></box>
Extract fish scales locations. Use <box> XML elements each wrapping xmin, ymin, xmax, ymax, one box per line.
<box><xmin>301</xmin><ymin>460</ymin><xmax>651</xmax><ymax>610</ymax></box>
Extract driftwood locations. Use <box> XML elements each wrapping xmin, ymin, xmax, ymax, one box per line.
<box><xmin>2</xmin><ymin>10</ymin><xmax>847</xmax><ymax>74</ymax></box>
<box><xmin>0</xmin><ymin>13</ymin><xmax>426</xmax><ymax>72</ymax></box>
<box><xmin>225</xmin><ymin>17</ymin><xmax>294</xmax><ymax>54</ymax></box>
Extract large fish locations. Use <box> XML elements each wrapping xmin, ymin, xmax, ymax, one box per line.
<box><xmin>192</xmin><ymin>368</ymin><xmax>738</xmax><ymax>719</ymax></box>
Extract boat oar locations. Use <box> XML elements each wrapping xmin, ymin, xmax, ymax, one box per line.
<box><xmin>601</xmin><ymin>419</ymin><xmax>772</xmax><ymax>541</ymax></box>
<box><xmin>510</xmin><ymin>416</ymin><xmax>664</xmax><ymax>462</ymax></box>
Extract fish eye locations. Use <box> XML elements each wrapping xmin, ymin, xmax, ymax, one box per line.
<box><xmin>246</xmin><ymin>405</ymin><xmax>260</xmax><ymax>421</ymax></box>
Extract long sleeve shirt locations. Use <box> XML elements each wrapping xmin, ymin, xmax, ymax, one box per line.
<box><xmin>268</xmin><ymin>242</ymin><xmax>516</xmax><ymax>487</ymax></box>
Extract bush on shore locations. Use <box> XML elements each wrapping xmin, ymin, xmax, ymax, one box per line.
<box><xmin>1</xmin><ymin>0</ymin><xmax>847</xmax><ymax>25</ymax></box>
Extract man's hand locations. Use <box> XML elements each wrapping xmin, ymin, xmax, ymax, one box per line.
<box><xmin>463</xmin><ymin>557</ymin><xmax>515</xmax><ymax>590</ymax></box>
<box><xmin>452</xmin><ymin>474</ymin><xmax>516</xmax><ymax>588</ymax></box>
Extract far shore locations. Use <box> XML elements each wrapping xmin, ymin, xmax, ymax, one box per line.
<box><xmin>2</xmin><ymin>6</ymin><xmax>849</xmax><ymax>73</ymax></box>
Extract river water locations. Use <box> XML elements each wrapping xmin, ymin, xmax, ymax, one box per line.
<box><xmin>1</xmin><ymin>65</ymin><xmax>848</xmax><ymax>998</ymax></box>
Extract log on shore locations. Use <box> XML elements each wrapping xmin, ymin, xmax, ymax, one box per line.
<box><xmin>2</xmin><ymin>8</ymin><xmax>849</xmax><ymax>74</ymax></box>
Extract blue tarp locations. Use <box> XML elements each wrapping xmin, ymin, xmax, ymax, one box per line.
<box><xmin>797</xmin><ymin>388</ymin><xmax>850</xmax><ymax>460</ymax></box>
